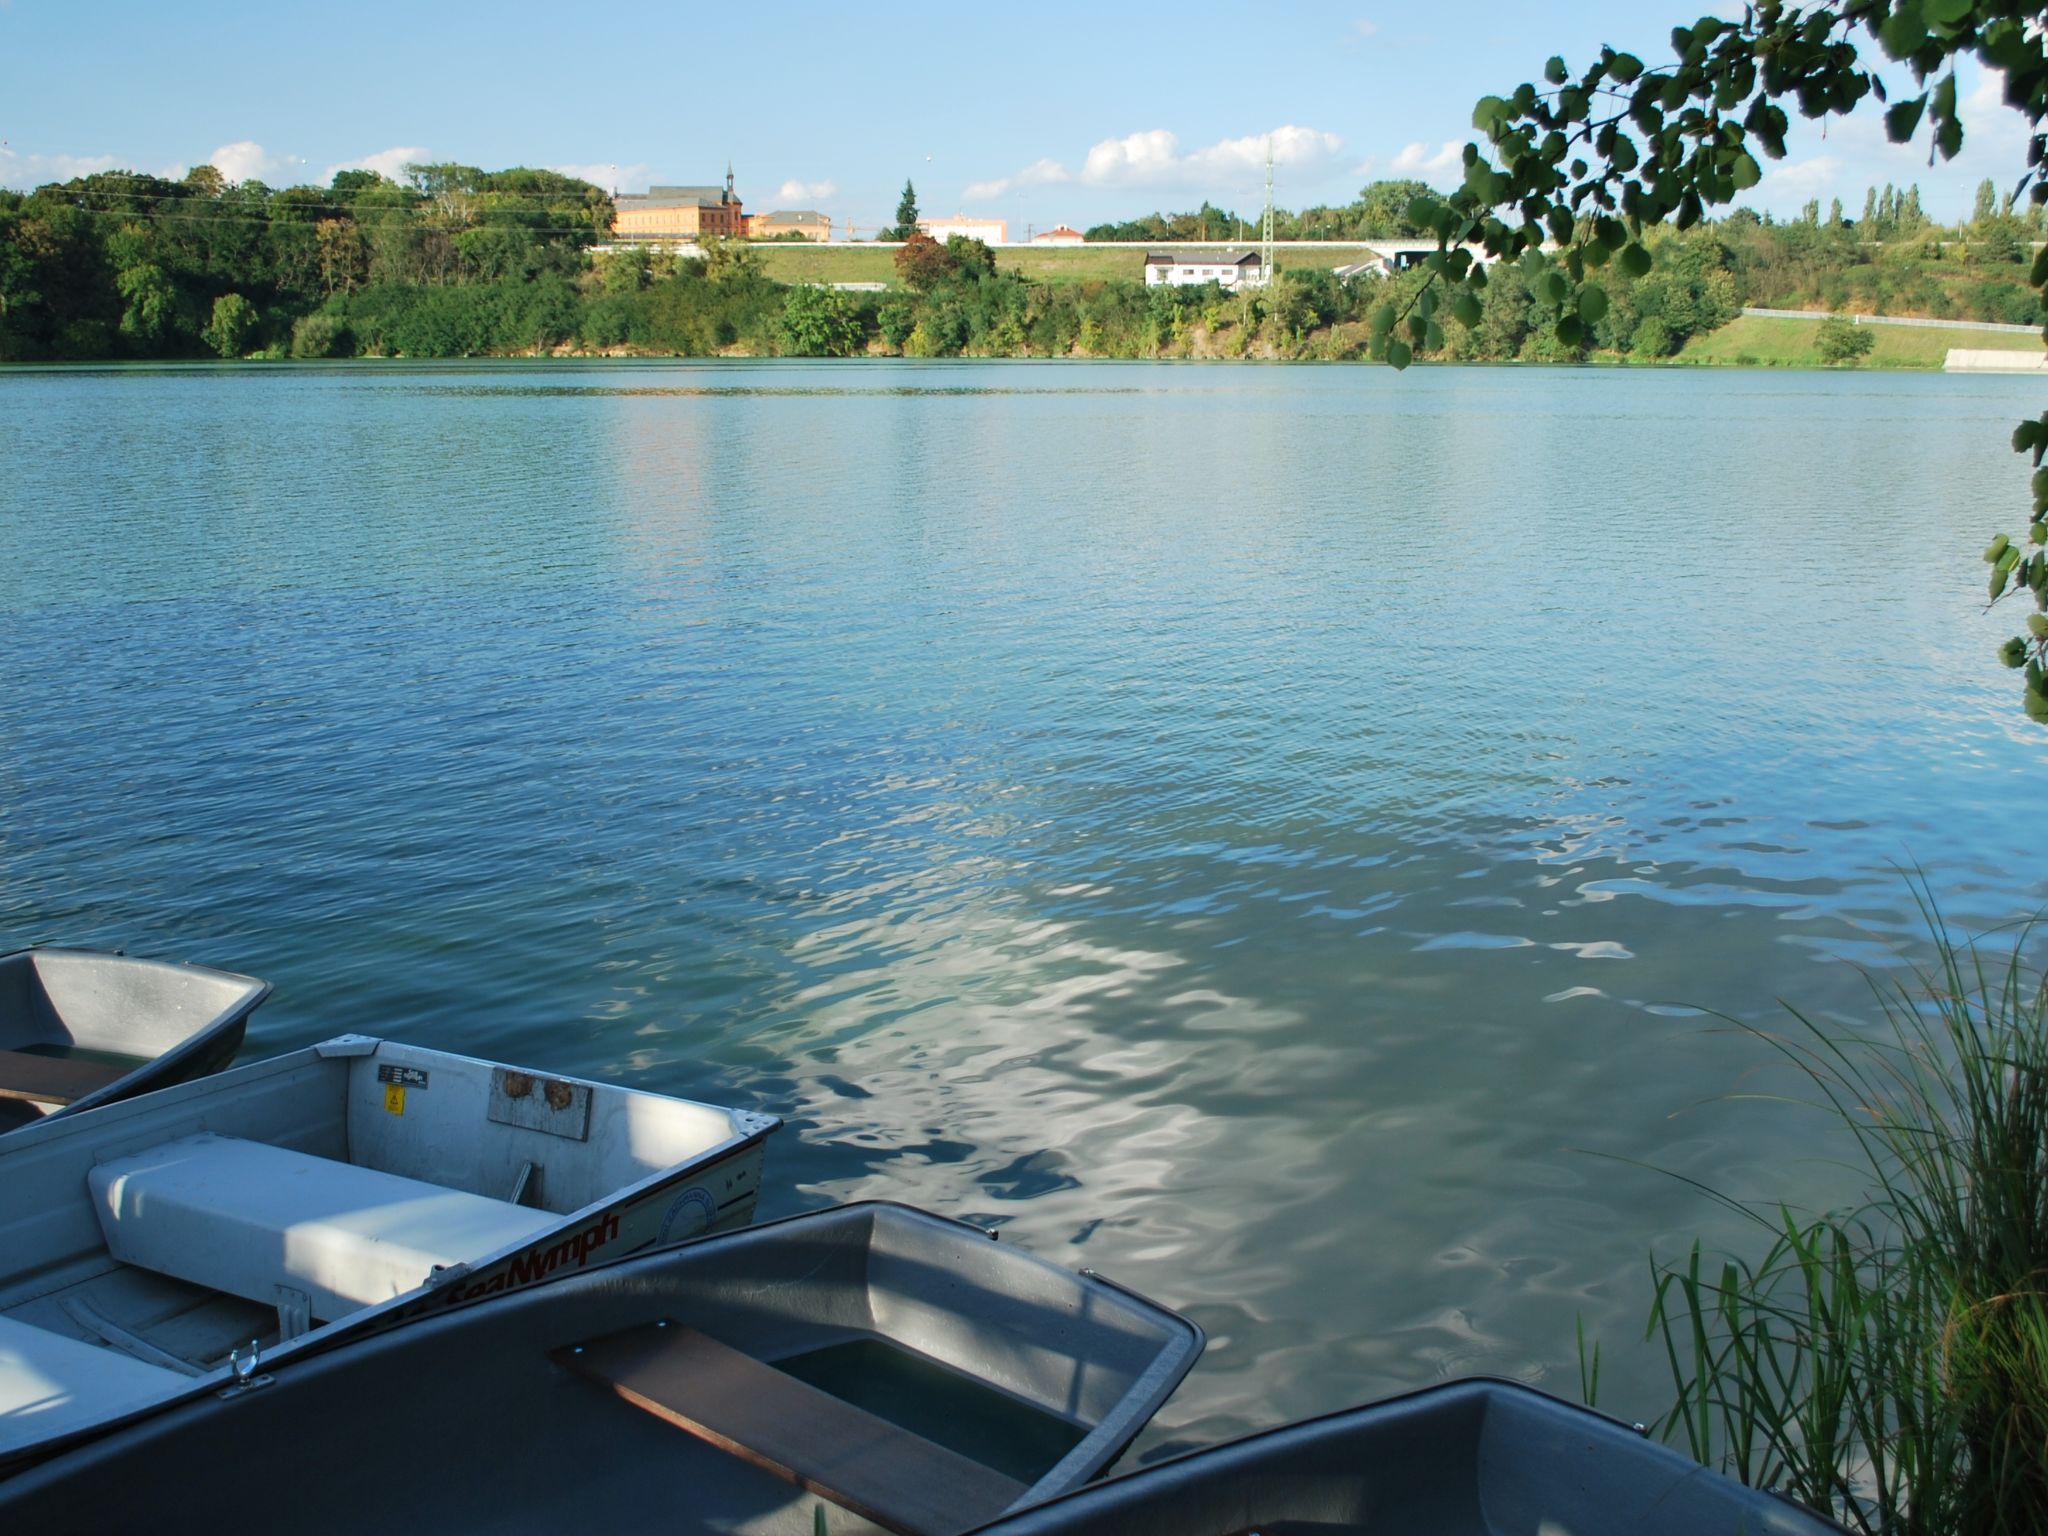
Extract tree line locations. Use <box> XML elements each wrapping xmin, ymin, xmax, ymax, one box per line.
<box><xmin>0</xmin><ymin>163</ymin><xmax>2040</xmax><ymax>364</ymax></box>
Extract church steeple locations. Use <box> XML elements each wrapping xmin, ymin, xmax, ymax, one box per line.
<box><xmin>725</xmin><ymin>162</ymin><xmax>735</xmax><ymax>203</ymax></box>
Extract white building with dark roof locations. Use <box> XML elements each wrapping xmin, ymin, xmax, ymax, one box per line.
<box><xmin>1143</xmin><ymin>249</ymin><xmax>1265</xmax><ymax>288</ymax></box>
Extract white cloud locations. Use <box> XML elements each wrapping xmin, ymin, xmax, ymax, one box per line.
<box><xmin>207</xmin><ymin>141</ymin><xmax>309</xmax><ymax>185</ymax></box>
<box><xmin>548</xmin><ymin>161</ymin><xmax>654</xmax><ymax>192</ymax></box>
<box><xmin>964</xmin><ymin>158</ymin><xmax>1068</xmax><ymax>201</ymax></box>
<box><xmin>322</xmin><ymin>146</ymin><xmax>430</xmax><ymax>185</ymax></box>
<box><xmin>1760</xmin><ymin>154</ymin><xmax>1845</xmax><ymax>201</ymax></box>
<box><xmin>1389</xmin><ymin>140</ymin><xmax>1464</xmax><ymax>177</ymax></box>
<box><xmin>968</xmin><ymin>125</ymin><xmax>1341</xmax><ymax>202</ymax></box>
<box><xmin>1353</xmin><ymin>18</ymin><xmax>1379</xmax><ymax>37</ymax></box>
<box><xmin>775</xmin><ymin>178</ymin><xmax>837</xmax><ymax>202</ymax></box>
<box><xmin>0</xmin><ymin>145</ymin><xmax>120</xmax><ymax>190</ymax></box>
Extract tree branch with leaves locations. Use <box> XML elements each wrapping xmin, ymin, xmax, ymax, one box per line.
<box><xmin>1392</xmin><ymin>1</ymin><xmax>2048</xmax><ymax>718</ymax></box>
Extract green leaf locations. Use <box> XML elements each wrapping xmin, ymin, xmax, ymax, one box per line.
<box><xmin>2026</xmin><ymin>688</ymin><xmax>2048</xmax><ymax>723</ymax></box>
<box><xmin>1924</xmin><ymin>0</ymin><xmax>1972</xmax><ymax>22</ymax></box>
<box><xmin>1386</xmin><ymin>337</ymin><xmax>1413</xmax><ymax>370</ymax></box>
<box><xmin>1730</xmin><ymin>153</ymin><xmax>1761</xmax><ymax>191</ymax></box>
<box><xmin>2002</xmin><ymin>637</ymin><xmax>2030</xmax><ymax>668</ymax></box>
<box><xmin>1556</xmin><ymin>314</ymin><xmax>1584</xmax><ymax>348</ymax></box>
<box><xmin>1933</xmin><ymin>74</ymin><xmax>1962</xmax><ymax>159</ymax></box>
<box><xmin>1880</xmin><ymin>2</ymin><xmax>1927</xmax><ymax>58</ymax></box>
<box><xmin>1370</xmin><ymin>304</ymin><xmax>1396</xmax><ymax>336</ymax></box>
<box><xmin>1619</xmin><ymin>243</ymin><xmax>1653</xmax><ymax>278</ymax></box>
<box><xmin>1406</xmin><ymin>195</ymin><xmax>1437</xmax><ymax>229</ymax></box>
<box><xmin>1544</xmin><ymin>55</ymin><xmax>1568</xmax><ymax>85</ymax></box>
<box><xmin>1542</xmin><ymin>271</ymin><xmax>1569</xmax><ymax>305</ymax></box>
<box><xmin>1472</xmin><ymin>96</ymin><xmax>1511</xmax><ymax>133</ymax></box>
<box><xmin>1453</xmin><ymin>291</ymin><xmax>1483</xmax><ymax>328</ymax></box>
<box><xmin>1987</xmin><ymin>534</ymin><xmax>2012</xmax><ymax>564</ymax></box>
<box><xmin>1885</xmin><ymin>96</ymin><xmax>1929</xmax><ymax>143</ymax></box>
<box><xmin>1608</xmin><ymin>52</ymin><xmax>1643</xmax><ymax>84</ymax></box>
<box><xmin>1579</xmin><ymin>284</ymin><xmax>1609</xmax><ymax>323</ymax></box>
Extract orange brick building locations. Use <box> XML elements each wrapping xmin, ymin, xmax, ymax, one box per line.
<box><xmin>612</xmin><ymin>168</ymin><xmax>745</xmax><ymax>241</ymax></box>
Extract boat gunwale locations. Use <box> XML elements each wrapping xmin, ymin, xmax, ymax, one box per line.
<box><xmin>959</xmin><ymin>1374</ymin><xmax>1851</xmax><ymax>1535</ymax></box>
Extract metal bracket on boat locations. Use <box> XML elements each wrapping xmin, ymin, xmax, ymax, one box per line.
<box><xmin>424</xmin><ymin>1262</ymin><xmax>473</xmax><ymax>1289</ymax></box>
<box><xmin>313</xmin><ymin>1034</ymin><xmax>383</xmax><ymax>1058</ymax></box>
<box><xmin>274</xmin><ymin>1286</ymin><xmax>312</xmax><ymax>1342</ymax></box>
<box><xmin>508</xmin><ymin>1160</ymin><xmax>541</xmax><ymax>1207</ymax></box>
<box><xmin>217</xmin><ymin>1340</ymin><xmax>273</xmax><ymax>1399</ymax></box>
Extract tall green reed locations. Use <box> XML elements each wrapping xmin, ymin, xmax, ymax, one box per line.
<box><xmin>1641</xmin><ymin>893</ymin><xmax>2048</xmax><ymax>1535</ymax></box>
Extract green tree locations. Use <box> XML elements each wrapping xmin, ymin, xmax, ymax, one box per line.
<box><xmin>201</xmin><ymin>292</ymin><xmax>258</xmax><ymax>357</ymax></box>
<box><xmin>1394</xmin><ymin>2</ymin><xmax>2048</xmax><ymax>721</ymax></box>
<box><xmin>1815</xmin><ymin>314</ymin><xmax>1875</xmax><ymax>363</ymax></box>
<box><xmin>114</xmin><ymin>263</ymin><xmax>181</xmax><ymax>350</ymax></box>
<box><xmin>1354</xmin><ymin>179</ymin><xmax>1437</xmax><ymax>236</ymax></box>
<box><xmin>1973</xmin><ymin>176</ymin><xmax>1999</xmax><ymax>226</ymax></box>
<box><xmin>776</xmin><ymin>284</ymin><xmax>864</xmax><ymax>356</ymax></box>
<box><xmin>700</xmin><ymin>234</ymin><xmax>761</xmax><ymax>283</ymax></box>
<box><xmin>889</xmin><ymin>180</ymin><xmax>919</xmax><ymax>241</ymax></box>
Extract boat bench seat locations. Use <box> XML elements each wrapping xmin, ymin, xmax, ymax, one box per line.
<box><xmin>0</xmin><ymin>1049</ymin><xmax>129</xmax><ymax>1107</ymax></box>
<box><xmin>0</xmin><ymin>1314</ymin><xmax>187</xmax><ymax>1452</ymax></box>
<box><xmin>88</xmin><ymin>1133</ymin><xmax>555</xmax><ymax>1325</ymax></box>
<box><xmin>556</xmin><ymin>1322</ymin><xmax>1029</xmax><ymax>1536</ymax></box>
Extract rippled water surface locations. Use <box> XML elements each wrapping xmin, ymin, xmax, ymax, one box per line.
<box><xmin>3</xmin><ymin>360</ymin><xmax>2044</xmax><ymax>1455</ymax></box>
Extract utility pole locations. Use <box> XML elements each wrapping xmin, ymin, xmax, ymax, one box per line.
<box><xmin>1260</xmin><ymin>139</ymin><xmax>1276</xmax><ymax>287</ymax></box>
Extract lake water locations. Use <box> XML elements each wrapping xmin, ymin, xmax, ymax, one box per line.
<box><xmin>3</xmin><ymin>359</ymin><xmax>2044</xmax><ymax>1458</ymax></box>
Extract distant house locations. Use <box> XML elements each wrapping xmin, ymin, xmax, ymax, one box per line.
<box><xmin>1332</xmin><ymin>257</ymin><xmax>1396</xmax><ymax>281</ymax></box>
<box><xmin>1143</xmin><ymin>249</ymin><xmax>1264</xmax><ymax>288</ymax></box>
<box><xmin>749</xmin><ymin>209</ymin><xmax>832</xmax><ymax>242</ymax></box>
<box><xmin>1030</xmin><ymin>225</ymin><xmax>1085</xmax><ymax>246</ymax></box>
<box><xmin>612</xmin><ymin>170</ymin><xmax>746</xmax><ymax>242</ymax></box>
<box><xmin>918</xmin><ymin>214</ymin><xmax>1009</xmax><ymax>245</ymax></box>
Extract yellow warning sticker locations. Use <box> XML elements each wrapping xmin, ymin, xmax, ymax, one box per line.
<box><xmin>383</xmin><ymin>1084</ymin><xmax>406</xmax><ymax>1116</ymax></box>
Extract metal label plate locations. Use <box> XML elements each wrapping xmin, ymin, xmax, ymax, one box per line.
<box><xmin>487</xmin><ymin>1067</ymin><xmax>593</xmax><ymax>1140</ymax></box>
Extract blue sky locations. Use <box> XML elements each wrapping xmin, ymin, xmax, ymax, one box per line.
<box><xmin>1</xmin><ymin>1</ymin><xmax>2030</xmax><ymax>232</ymax></box>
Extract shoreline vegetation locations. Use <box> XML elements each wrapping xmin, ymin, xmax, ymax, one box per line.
<box><xmin>4</xmin><ymin>166</ymin><xmax>2045</xmax><ymax>370</ymax></box>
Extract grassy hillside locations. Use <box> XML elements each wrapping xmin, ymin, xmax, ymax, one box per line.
<box><xmin>1675</xmin><ymin>313</ymin><xmax>2045</xmax><ymax>369</ymax></box>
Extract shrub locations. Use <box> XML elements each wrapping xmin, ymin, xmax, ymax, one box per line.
<box><xmin>1631</xmin><ymin>316</ymin><xmax>1675</xmax><ymax>357</ymax></box>
<box><xmin>1816</xmin><ymin>316</ymin><xmax>1877</xmax><ymax>364</ymax></box>
<box><xmin>289</xmin><ymin>312</ymin><xmax>350</xmax><ymax>359</ymax></box>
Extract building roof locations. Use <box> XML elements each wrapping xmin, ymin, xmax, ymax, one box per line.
<box><xmin>1144</xmin><ymin>248</ymin><xmax>1260</xmax><ymax>265</ymax></box>
<box><xmin>757</xmin><ymin>210</ymin><xmax>828</xmax><ymax>226</ymax></box>
<box><xmin>1031</xmin><ymin>225</ymin><xmax>1085</xmax><ymax>240</ymax></box>
<box><xmin>619</xmin><ymin>185</ymin><xmax>734</xmax><ymax>208</ymax></box>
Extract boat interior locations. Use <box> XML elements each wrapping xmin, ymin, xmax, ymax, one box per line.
<box><xmin>0</xmin><ymin>949</ymin><xmax>267</xmax><ymax>1133</ymax></box>
<box><xmin>0</xmin><ymin>1037</ymin><xmax>764</xmax><ymax>1458</ymax></box>
<box><xmin>0</xmin><ymin>1203</ymin><xmax>1204</xmax><ymax>1536</ymax></box>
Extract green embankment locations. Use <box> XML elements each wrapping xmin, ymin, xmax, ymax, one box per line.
<box><xmin>753</xmin><ymin>243</ymin><xmax>1390</xmax><ymax>288</ymax></box>
<box><xmin>1676</xmin><ymin>313</ymin><xmax>2044</xmax><ymax>368</ymax></box>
